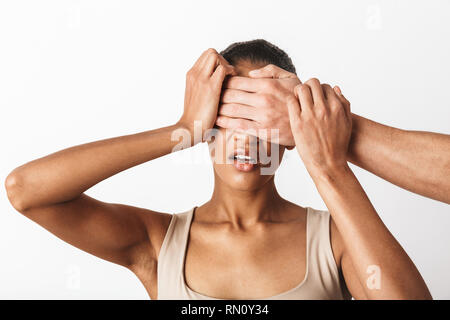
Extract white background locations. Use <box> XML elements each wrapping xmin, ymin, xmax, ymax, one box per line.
<box><xmin>0</xmin><ymin>0</ymin><xmax>449</xmax><ymax>299</ymax></box>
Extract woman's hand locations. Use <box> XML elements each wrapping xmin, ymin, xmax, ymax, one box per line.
<box><xmin>178</xmin><ymin>48</ymin><xmax>235</xmax><ymax>143</ymax></box>
<box><xmin>287</xmin><ymin>78</ymin><xmax>352</xmax><ymax>178</ymax></box>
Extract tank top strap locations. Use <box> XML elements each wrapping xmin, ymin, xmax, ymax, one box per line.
<box><xmin>157</xmin><ymin>206</ymin><xmax>347</xmax><ymax>300</ymax></box>
<box><xmin>305</xmin><ymin>207</ymin><xmax>343</xmax><ymax>298</ymax></box>
<box><xmin>157</xmin><ymin>207</ymin><xmax>194</xmax><ymax>299</ymax></box>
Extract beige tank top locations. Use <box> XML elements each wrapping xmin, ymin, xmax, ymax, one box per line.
<box><xmin>157</xmin><ymin>207</ymin><xmax>349</xmax><ymax>300</ymax></box>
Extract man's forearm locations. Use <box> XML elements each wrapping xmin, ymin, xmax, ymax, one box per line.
<box><xmin>348</xmin><ymin>114</ymin><xmax>450</xmax><ymax>204</ymax></box>
<box><xmin>311</xmin><ymin>165</ymin><xmax>431</xmax><ymax>299</ymax></box>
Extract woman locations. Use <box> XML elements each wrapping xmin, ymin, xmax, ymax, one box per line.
<box><xmin>5</xmin><ymin>40</ymin><xmax>431</xmax><ymax>299</ymax></box>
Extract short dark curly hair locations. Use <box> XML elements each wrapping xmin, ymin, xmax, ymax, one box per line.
<box><xmin>220</xmin><ymin>39</ymin><xmax>296</xmax><ymax>75</ymax></box>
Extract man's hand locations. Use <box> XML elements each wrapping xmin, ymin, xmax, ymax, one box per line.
<box><xmin>215</xmin><ymin>64</ymin><xmax>300</xmax><ymax>146</ymax></box>
<box><xmin>287</xmin><ymin>78</ymin><xmax>352</xmax><ymax>178</ymax></box>
<box><xmin>178</xmin><ymin>48</ymin><xmax>235</xmax><ymax>142</ymax></box>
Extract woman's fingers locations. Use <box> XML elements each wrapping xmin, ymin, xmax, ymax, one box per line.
<box><xmin>211</xmin><ymin>63</ymin><xmax>235</xmax><ymax>85</ymax></box>
<box><xmin>218</xmin><ymin>103</ymin><xmax>258</xmax><ymax>121</ymax></box>
<box><xmin>202</xmin><ymin>49</ymin><xmax>235</xmax><ymax>78</ymax></box>
<box><xmin>195</xmin><ymin>48</ymin><xmax>215</xmax><ymax>70</ymax></box>
<box><xmin>210</xmin><ymin>64</ymin><xmax>227</xmax><ymax>86</ymax></box>
<box><xmin>217</xmin><ymin>54</ymin><xmax>236</xmax><ymax>75</ymax></box>
<box><xmin>203</xmin><ymin>50</ymin><xmax>221</xmax><ymax>77</ymax></box>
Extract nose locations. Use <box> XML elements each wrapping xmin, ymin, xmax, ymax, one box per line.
<box><xmin>230</xmin><ymin>132</ymin><xmax>258</xmax><ymax>145</ymax></box>
<box><xmin>228</xmin><ymin>132</ymin><xmax>259</xmax><ymax>157</ymax></box>
<box><xmin>230</xmin><ymin>132</ymin><xmax>258</xmax><ymax>151</ymax></box>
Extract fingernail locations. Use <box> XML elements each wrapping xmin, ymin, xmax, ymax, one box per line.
<box><xmin>334</xmin><ymin>86</ymin><xmax>342</xmax><ymax>95</ymax></box>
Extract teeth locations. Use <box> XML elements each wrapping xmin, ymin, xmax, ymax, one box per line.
<box><xmin>235</xmin><ymin>155</ymin><xmax>251</xmax><ymax>160</ymax></box>
<box><xmin>234</xmin><ymin>154</ymin><xmax>256</xmax><ymax>163</ymax></box>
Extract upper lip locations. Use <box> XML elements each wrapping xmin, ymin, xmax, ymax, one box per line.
<box><xmin>226</xmin><ymin>133</ymin><xmax>259</xmax><ymax>163</ymax></box>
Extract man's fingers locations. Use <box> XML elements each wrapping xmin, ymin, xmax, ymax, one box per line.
<box><xmin>322</xmin><ymin>84</ymin><xmax>339</xmax><ymax>103</ymax></box>
<box><xmin>333</xmin><ymin>85</ymin><xmax>349</xmax><ymax>104</ymax></box>
<box><xmin>215</xmin><ymin>116</ymin><xmax>259</xmax><ymax>132</ymax></box>
<box><xmin>304</xmin><ymin>78</ymin><xmax>325</xmax><ymax>104</ymax></box>
<box><xmin>334</xmin><ymin>85</ymin><xmax>351</xmax><ymax>115</ymax></box>
<box><xmin>224</xmin><ymin>76</ymin><xmax>266</xmax><ymax>92</ymax></box>
<box><xmin>296</xmin><ymin>84</ymin><xmax>314</xmax><ymax>115</ymax></box>
<box><xmin>248</xmin><ymin>64</ymin><xmax>296</xmax><ymax>79</ymax></box>
<box><xmin>218</xmin><ymin>103</ymin><xmax>258</xmax><ymax>121</ymax></box>
<box><xmin>221</xmin><ymin>89</ymin><xmax>265</xmax><ymax>107</ymax></box>
<box><xmin>287</xmin><ymin>86</ymin><xmax>302</xmax><ymax>127</ymax></box>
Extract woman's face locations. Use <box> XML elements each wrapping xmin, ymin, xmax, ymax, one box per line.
<box><xmin>208</xmin><ymin>60</ymin><xmax>286</xmax><ymax>191</ymax></box>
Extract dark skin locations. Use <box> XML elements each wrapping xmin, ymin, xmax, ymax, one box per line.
<box><xmin>5</xmin><ymin>49</ymin><xmax>431</xmax><ymax>299</ymax></box>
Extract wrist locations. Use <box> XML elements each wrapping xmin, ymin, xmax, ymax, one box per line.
<box><xmin>307</xmin><ymin>162</ymin><xmax>352</xmax><ymax>185</ymax></box>
<box><xmin>347</xmin><ymin>113</ymin><xmax>365</xmax><ymax>162</ymax></box>
<box><xmin>173</xmin><ymin>120</ymin><xmax>197</xmax><ymax>148</ymax></box>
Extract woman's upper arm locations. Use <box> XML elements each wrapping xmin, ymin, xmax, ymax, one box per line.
<box><xmin>20</xmin><ymin>193</ymin><xmax>172</xmax><ymax>269</ymax></box>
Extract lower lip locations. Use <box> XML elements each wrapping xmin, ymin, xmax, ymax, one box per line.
<box><xmin>233</xmin><ymin>160</ymin><xmax>257</xmax><ymax>172</ymax></box>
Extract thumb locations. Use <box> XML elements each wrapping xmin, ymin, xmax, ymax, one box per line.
<box><xmin>286</xmin><ymin>85</ymin><xmax>302</xmax><ymax>127</ymax></box>
<box><xmin>333</xmin><ymin>85</ymin><xmax>349</xmax><ymax>103</ymax></box>
<box><xmin>333</xmin><ymin>85</ymin><xmax>351</xmax><ymax>114</ymax></box>
<box><xmin>249</xmin><ymin>64</ymin><xmax>293</xmax><ymax>79</ymax></box>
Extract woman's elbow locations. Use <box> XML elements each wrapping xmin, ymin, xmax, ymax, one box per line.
<box><xmin>5</xmin><ymin>170</ymin><xmax>30</xmax><ymax>213</ymax></box>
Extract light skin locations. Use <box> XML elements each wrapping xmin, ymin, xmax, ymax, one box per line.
<box><xmin>5</xmin><ymin>50</ymin><xmax>431</xmax><ymax>299</ymax></box>
<box><xmin>217</xmin><ymin>64</ymin><xmax>450</xmax><ymax>204</ymax></box>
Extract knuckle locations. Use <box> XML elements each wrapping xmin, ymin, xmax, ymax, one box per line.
<box><xmin>306</xmin><ymin>78</ymin><xmax>320</xmax><ymax>86</ymax></box>
<box><xmin>218</xmin><ymin>116</ymin><xmax>227</xmax><ymax>126</ymax></box>
<box><xmin>260</xmin><ymin>94</ymin><xmax>271</xmax><ymax>107</ymax></box>
<box><xmin>230</xmin><ymin>104</ymin><xmax>239</xmax><ymax>114</ymax></box>
<box><xmin>262</xmin><ymin>80</ymin><xmax>274</xmax><ymax>91</ymax></box>
<box><xmin>299</xmin><ymin>85</ymin><xmax>309</xmax><ymax>94</ymax></box>
<box><xmin>287</xmin><ymin>95</ymin><xmax>298</xmax><ymax>106</ymax></box>
<box><xmin>270</xmin><ymin>80</ymin><xmax>280</xmax><ymax>91</ymax></box>
<box><xmin>259</xmin><ymin>112</ymin><xmax>270</xmax><ymax>124</ymax></box>
<box><xmin>330</xmin><ymin>100</ymin><xmax>342</xmax><ymax>110</ymax></box>
<box><xmin>186</xmin><ymin>69</ymin><xmax>195</xmax><ymax>80</ymax></box>
<box><xmin>237</xmin><ymin>119</ymin><xmax>247</xmax><ymax>130</ymax></box>
<box><xmin>321</xmin><ymin>83</ymin><xmax>332</xmax><ymax>90</ymax></box>
<box><xmin>314</xmin><ymin>107</ymin><xmax>327</xmax><ymax>119</ymax></box>
<box><xmin>216</xmin><ymin>64</ymin><xmax>225</xmax><ymax>74</ymax></box>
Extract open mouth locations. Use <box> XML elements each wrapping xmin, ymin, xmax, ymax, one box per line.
<box><xmin>228</xmin><ymin>150</ymin><xmax>258</xmax><ymax>172</ymax></box>
<box><xmin>230</xmin><ymin>154</ymin><xmax>257</xmax><ymax>164</ymax></box>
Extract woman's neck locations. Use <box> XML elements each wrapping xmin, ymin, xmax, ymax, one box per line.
<box><xmin>200</xmin><ymin>176</ymin><xmax>287</xmax><ymax>228</ymax></box>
